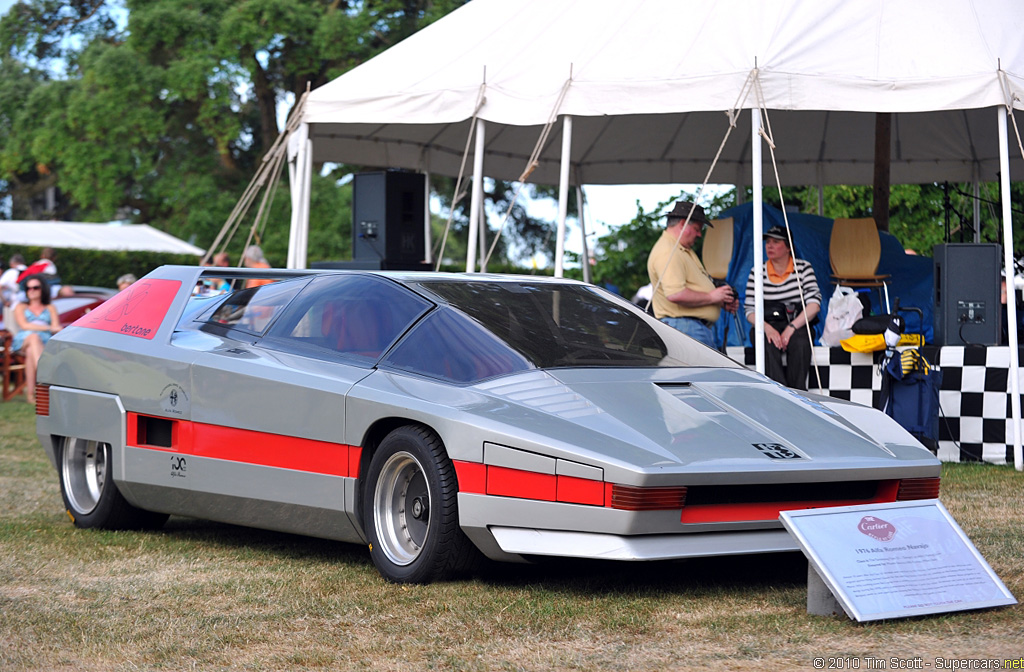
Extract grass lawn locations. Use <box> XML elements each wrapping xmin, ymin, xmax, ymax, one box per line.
<box><xmin>1</xmin><ymin>398</ymin><xmax>1021</xmax><ymax>671</ymax></box>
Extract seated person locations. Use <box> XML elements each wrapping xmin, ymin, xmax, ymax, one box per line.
<box><xmin>11</xmin><ymin>276</ymin><xmax>63</xmax><ymax>404</ymax></box>
<box><xmin>744</xmin><ymin>226</ymin><xmax>822</xmax><ymax>390</ymax></box>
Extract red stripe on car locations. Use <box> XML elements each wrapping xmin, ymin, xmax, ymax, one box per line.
<box><xmin>556</xmin><ymin>475</ymin><xmax>605</xmax><ymax>506</ymax></box>
<box><xmin>453</xmin><ymin>461</ymin><xmax>486</xmax><ymax>493</ymax></box>
<box><xmin>127</xmin><ymin>413</ymin><xmax>355</xmax><ymax>476</ymax></box>
<box><xmin>487</xmin><ymin>465</ymin><xmax>557</xmax><ymax>501</ymax></box>
<box><xmin>454</xmin><ymin>461</ymin><xmax>604</xmax><ymax>506</ymax></box>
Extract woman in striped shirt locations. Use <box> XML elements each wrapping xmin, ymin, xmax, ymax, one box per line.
<box><xmin>744</xmin><ymin>225</ymin><xmax>822</xmax><ymax>390</ymax></box>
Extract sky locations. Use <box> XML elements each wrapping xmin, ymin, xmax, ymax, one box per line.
<box><xmin>528</xmin><ymin>183</ymin><xmax>719</xmax><ymax>262</ymax></box>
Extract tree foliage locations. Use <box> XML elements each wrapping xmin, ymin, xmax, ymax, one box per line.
<box><xmin>587</xmin><ymin>181</ymin><xmax>1024</xmax><ymax>302</ymax></box>
<box><xmin>765</xmin><ymin>182</ymin><xmax>1024</xmax><ymax>256</ymax></box>
<box><xmin>4</xmin><ymin>0</ymin><xmax>1022</xmax><ymax>284</ymax></box>
<box><xmin>0</xmin><ymin>0</ymin><xmax>465</xmax><ymax>269</ymax></box>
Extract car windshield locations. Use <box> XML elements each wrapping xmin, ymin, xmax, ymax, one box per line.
<box><xmin>382</xmin><ymin>280</ymin><xmax>739</xmax><ymax>383</ymax></box>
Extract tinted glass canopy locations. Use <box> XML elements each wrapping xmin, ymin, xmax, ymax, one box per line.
<box><xmin>383</xmin><ymin>280</ymin><xmax>738</xmax><ymax>383</ymax></box>
<box><xmin>187</xmin><ymin>272</ymin><xmax>738</xmax><ymax>383</ymax></box>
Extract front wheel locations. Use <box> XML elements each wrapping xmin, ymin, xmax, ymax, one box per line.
<box><xmin>58</xmin><ymin>436</ymin><xmax>168</xmax><ymax>530</ymax></box>
<box><xmin>363</xmin><ymin>426</ymin><xmax>478</xmax><ymax>583</ymax></box>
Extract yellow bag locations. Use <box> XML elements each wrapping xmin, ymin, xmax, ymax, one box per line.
<box><xmin>840</xmin><ymin>333</ymin><xmax>924</xmax><ymax>353</ymax></box>
<box><xmin>897</xmin><ymin>333</ymin><xmax>924</xmax><ymax>347</ymax></box>
<box><xmin>840</xmin><ymin>333</ymin><xmax>886</xmax><ymax>352</ymax></box>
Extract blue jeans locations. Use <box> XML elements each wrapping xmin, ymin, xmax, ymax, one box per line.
<box><xmin>661</xmin><ymin>316</ymin><xmax>714</xmax><ymax>348</ymax></box>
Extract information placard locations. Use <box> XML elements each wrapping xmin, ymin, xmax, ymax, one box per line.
<box><xmin>780</xmin><ymin>500</ymin><xmax>1016</xmax><ymax>621</ymax></box>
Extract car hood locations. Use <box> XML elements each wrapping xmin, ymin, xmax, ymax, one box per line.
<box><xmin>471</xmin><ymin>367</ymin><xmax>936</xmax><ymax>481</ymax></box>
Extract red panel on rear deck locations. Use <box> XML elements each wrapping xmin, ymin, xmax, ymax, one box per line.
<box><xmin>73</xmin><ymin>279</ymin><xmax>182</xmax><ymax>339</ymax></box>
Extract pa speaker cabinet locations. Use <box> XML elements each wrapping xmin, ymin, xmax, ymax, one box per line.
<box><xmin>352</xmin><ymin>171</ymin><xmax>426</xmax><ymax>264</ymax></box>
<box><xmin>933</xmin><ymin>243</ymin><xmax>1002</xmax><ymax>346</ymax></box>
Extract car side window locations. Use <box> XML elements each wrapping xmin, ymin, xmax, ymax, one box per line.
<box><xmin>382</xmin><ymin>308</ymin><xmax>534</xmax><ymax>383</ymax></box>
<box><xmin>263</xmin><ymin>274</ymin><xmax>431</xmax><ymax>362</ymax></box>
<box><xmin>196</xmin><ymin>279</ymin><xmax>306</xmax><ymax>337</ymax></box>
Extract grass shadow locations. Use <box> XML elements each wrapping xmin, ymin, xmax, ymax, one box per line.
<box><xmin>473</xmin><ymin>550</ymin><xmax>808</xmax><ymax>597</ymax></box>
<box><xmin>159</xmin><ymin>515</ymin><xmax>374</xmax><ymax>568</ymax></box>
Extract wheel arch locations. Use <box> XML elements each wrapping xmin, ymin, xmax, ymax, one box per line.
<box><xmin>37</xmin><ymin>386</ymin><xmax>126</xmax><ymax>477</ymax></box>
<box><xmin>354</xmin><ymin>417</ymin><xmax>446</xmax><ymax>531</ymax></box>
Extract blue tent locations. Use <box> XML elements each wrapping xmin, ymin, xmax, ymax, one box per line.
<box><xmin>712</xmin><ymin>202</ymin><xmax>935</xmax><ymax>347</ymax></box>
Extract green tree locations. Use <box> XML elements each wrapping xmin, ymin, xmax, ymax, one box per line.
<box><xmin>764</xmin><ymin>182</ymin><xmax>1024</xmax><ymax>256</ymax></box>
<box><xmin>0</xmin><ymin>0</ymin><xmax>465</xmax><ymax>267</ymax></box>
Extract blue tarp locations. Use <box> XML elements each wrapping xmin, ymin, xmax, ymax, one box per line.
<box><xmin>712</xmin><ymin>202</ymin><xmax>935</xmax><ymax>347</ymax></box>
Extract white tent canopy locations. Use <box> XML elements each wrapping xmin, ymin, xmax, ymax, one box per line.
<box><xmin>290</xmin><ymin>0</ymin><xmax>1024</xmax><ymax>469</ymax></box>
<box><xmin>302</xmin><ymin>0</ymin><xmax>1024</xmax><ymax>187</ymax></box>
<box><xmin>0</xmin><ymin>221</ymin><xmax>205</xmax><ymax>256</ymax></box>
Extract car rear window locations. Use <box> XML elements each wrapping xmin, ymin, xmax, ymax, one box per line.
<box><xmin>196</xmin><ymin>279</ymin><xmax>306</xmax><ymax>337</ymax></box>
<box><xmin>383</xmin><ymin>308</ymin><xmax>534</xmax><ymax>383</ymax></box>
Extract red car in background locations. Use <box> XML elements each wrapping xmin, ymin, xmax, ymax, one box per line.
<box><xmin>0</xmin><ymin>286</ymin><xmax>116</xmax><ymax>332</ymax></box>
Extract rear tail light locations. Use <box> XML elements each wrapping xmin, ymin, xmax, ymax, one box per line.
<box><xmin>610</xmin><ymin>484</ymin><xmax>687</xmax><ymax>511</ymax></box>
<box><xmin>35</xmin><ymin>384</ymin><xmax>50</xmax><ymax>416</ymax></box>
<box><xmin>896</xmin><ymin>477</ymin><xmax>940</xmax><ymax>500</ymax></box>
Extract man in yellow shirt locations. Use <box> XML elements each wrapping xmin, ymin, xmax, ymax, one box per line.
<box><xmin>647</xmin><ymin>201</ymin><xmax>737</xmax><ymax>347</ymax></box>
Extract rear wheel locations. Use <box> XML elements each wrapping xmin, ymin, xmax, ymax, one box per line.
<box><xmin>363</xmin><ymin>426</ymin><xmax>478</xmax><ymax>583</ymax></box>
<box><xmin>59</xmin><ymin>436</ymin><xmax>168</xmax><ymax>530</ymax></box>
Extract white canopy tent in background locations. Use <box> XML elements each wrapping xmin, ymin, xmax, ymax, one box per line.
<box><xmin>0</xmin><ymin>221</ymin><xmax>205</xmax><ymax>256</ymax></box>
<box><xmin>288</xmin><ymin>0</ymin><xmax>1024</xmax><ymax>469</ymax></box>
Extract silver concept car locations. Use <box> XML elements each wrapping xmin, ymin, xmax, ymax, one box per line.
<box><xmin>36</xmin><ymin>266</ymin><xmax>941</xmax><ymax>583</ymax></box>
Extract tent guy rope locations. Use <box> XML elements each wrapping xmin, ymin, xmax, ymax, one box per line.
<box><xmin>434</xmin><ymin>80</ymin><xmax>487</xmax><ymax>271</ymax></box>
<box><xmin>204</xmin><ymin>90</ymin><xmax>311</xmax><ymax>266</ymax></box>
<box><xmin>752</xmin><ymin>74</ymin><xmax>825</xmax><ymax>391</ymax></box>
<box><xmin>482</xmin><ymin>74</ymin><xmax>574</xmax><ymax>269</ymax></box>
<box><xmin>648</xmin><ymin>69</ymin><xmax>758</xmax><ymax>320</ymax></box>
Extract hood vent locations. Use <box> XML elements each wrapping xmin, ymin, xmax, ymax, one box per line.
<box><xmin>478</xmin><ymin>371</ymin><xmax>602</xmax><ymax>419</ymax></box>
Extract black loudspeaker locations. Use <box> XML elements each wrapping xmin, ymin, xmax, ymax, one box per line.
<box><xmin>352</xmin><ymin>172</ymin><xmax>426</xmax><ymax>264</ymax></box>
<box><xmin>933</xmin><ymin>243</ymin><xmax>1002</xmax><ymax>346</ymax></box>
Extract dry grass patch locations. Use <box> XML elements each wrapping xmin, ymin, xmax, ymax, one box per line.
<box><xmin>1</xmin><ymin>400</ymin><xmax>1021</xmax><ymax>670</ymax></box>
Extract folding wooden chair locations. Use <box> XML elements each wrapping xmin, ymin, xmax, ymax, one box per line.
<box><xmin>829</xmin><ymin>217</ymin><xmax>891</xmax><ymax>313</ymax></box>
<box><xmin>1</xmin><ymin>329</ymin><xmax>27</xmax><ymax>402</ymax></box>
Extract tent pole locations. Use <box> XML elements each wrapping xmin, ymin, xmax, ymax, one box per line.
<box><xmin>466</xmin><ymin>120</ymin><xmax>485</xmax><ymax>273</ymax></box>
<box><xmin>287</xmin><ymin>157</ymin><xmax>299</xmax><ymax>269</ymax></box>
<box><xmin>555</xmin><ymin>115</ymin><xmax>572</xmax><ymax>278</ymax></box>
<box><xmin>578</xmin><ymin>184</ymin><xmax>591</xmax><ymax>284</ymax></box>
<box><xmin>297</xmin><ymin>137</ymin><xmax>312</xmax><ymax>269</ymax></box>
<box><xmin>973</xmin><ymin>165</ymin><xmax>982</xmax><ymax>244</ymax></box>
<box><xmin>286</xmin><ymin>123</ymin><xmax>311</xmax><ymax>270</ymax></box>
<box><xmin>817</xmin><ymin>164</ymin><xmax>825</xmax><ymax>216</ymax></box>
<box><xmin>424</xmin><ymin>170</ymin><xmax>433</xmax><ymax>265</ymax></box>
<box><xmin>479</xmin><ymin>196</ymin><xmax>487</xmax><ymax>273</ymax></box>
<box><xmin>997</xmin><ymin>108</ymin><xmax>1022</xmax><ymax>471</ymax></box>
<box><xmin>752</xmin><ymin>109</ymin><xmax>765</xmax><ymax>375</ymax></box>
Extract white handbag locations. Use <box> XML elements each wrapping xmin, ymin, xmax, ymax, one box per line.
<box><xmin>820</xmin><ymin>286</ymin><xmax>863</xmax><ymax>346</ymax></box>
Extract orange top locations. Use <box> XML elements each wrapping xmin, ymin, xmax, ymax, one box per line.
<box><xmin>766</xmin><ymin>256</ymin><xmax>793</xmax><ymax>284</ymax></box>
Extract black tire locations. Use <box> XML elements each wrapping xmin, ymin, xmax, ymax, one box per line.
<box><xmin>363</xmin><ymin>425</ymin><xmax>479</xmax><ymax>583</ymax></box>
<box><xmin>58</xmin><ymin>436</ymin><xmax>169</xmax><ymax>530</ymax></box>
